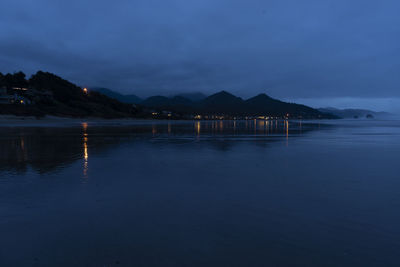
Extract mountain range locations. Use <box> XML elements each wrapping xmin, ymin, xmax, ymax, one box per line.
<box><xmin>93</xmin><ymin>88</ymin><xmax>337</xmax><ymax>119</ymax></box>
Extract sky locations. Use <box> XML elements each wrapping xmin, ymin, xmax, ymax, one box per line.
<box><xmin>0</xmin><ymin>0</ymin><xmax>399</xmax><ymax>112</ymax></box>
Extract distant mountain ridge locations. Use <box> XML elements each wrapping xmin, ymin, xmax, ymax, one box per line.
<box><xmin>318</xmin><ymin>107</ymin><xmax>390</xmax><ymax>118</ymax></box>
<box><xmin>90</xmin><ymin>87</ymin><xmax>339</xmax><ymax>119</ymax></box>
<box><xmin>172</xmin><ymin>92</ymin><xmax>207</xmax><ymax>101</ymax></box>
<box><xmin>91</xmin><ymin>88</ymin><xmax>142</xmax><ymax>104</ymax></box>
<box><xmin>139</xmin><ymin>90</ymin><xmax>337</xmax><ymax>119</ymax></box>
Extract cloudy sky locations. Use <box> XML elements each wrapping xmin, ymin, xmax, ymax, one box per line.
<box><xmin>1</xmin><ymin>0</ymin><xmax>399</xmax><ymax>111</ymax></box>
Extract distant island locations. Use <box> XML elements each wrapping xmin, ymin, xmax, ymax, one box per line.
<box><xmin>318</xmin><ymin>107</ymin><xmax>390</xmax><ymax>119</ymax></box>
<box><xmin>0</xmin><ymin>71</ymin><xmax>338</xmax><ymax>119</ymax></box>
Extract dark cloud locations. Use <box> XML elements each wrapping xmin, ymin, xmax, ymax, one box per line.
<box><xmin>1</xmin><ymin>0</ymin><xmax>399</xmax><ymax>108</ymax></box>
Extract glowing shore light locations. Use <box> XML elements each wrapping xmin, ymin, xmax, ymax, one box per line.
<box><xmin>82</xmin><ymin>122</ymin><xmax>89</xmax><ymax>177</ymax></box>
<box><xmin>195</xmin><ymin>121</ymin><xmax>201</xmax><ymax>134</ymax></box>
<box><xmin>83</xmin><ymin>88</ymin><xmax>88</xmax><ymax>94</ymax></box>
<box><xmin>84</xmin><ymin>142</ymin><xmax>88</xmax><ymax>161</ymax></box>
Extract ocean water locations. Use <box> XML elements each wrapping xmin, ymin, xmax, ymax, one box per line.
<box><xmin>0</xmin><ymin>119</ymin><xmax>400</xmax><ymax>266</ymax></box>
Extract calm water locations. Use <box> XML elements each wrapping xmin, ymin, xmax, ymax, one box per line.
<box><xmin>1</xmin><ymin>119</ymin><xmax>400</xmax><ymax>266</ymax></box>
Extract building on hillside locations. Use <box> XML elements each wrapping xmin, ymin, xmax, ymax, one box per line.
<box><xmin>0</xmin><ymin>87</ymin><xmax>32</xmax><ymax>105</ymax></box>
<box><xmin>1</xmin><ymin>86</ymin><xmax>53</xmax><ymax>105</ymax></box>
<box><xmin>0</xmin><ymin>87</ymin><xmax>12</xmax><ymax>104</ymax></box>
<box><xmin>12</xmin><ymin>87</ymin><xmax>29</xmax><ymax>91</ymax></box>
<box><xmin>13</xmin><ymin>94</ymin><xmax>31</xmax><ymax>105</ymax></box>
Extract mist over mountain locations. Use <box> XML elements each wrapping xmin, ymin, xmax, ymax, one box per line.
<box><xmin>138</xmin><ymin>90</ymin><xmax>336</xmax><ymax>119</ymax></box>
<box><xmin>141</xmin><ymin>95</ymin><xmax>194</xmax><ymax>112</ymax></box>
<box><xmin>172</xmin><ymin>92</ymin><xmax>207</xmax><ymax>102</ymax></box>
<box><xmin>91</xmin><ymin>88</ymin><xmax>142</xmax><ymax>104</ymax></box>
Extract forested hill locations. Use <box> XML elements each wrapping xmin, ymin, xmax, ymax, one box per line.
<box><xmin>0</xmin><ymin>71</ymin><xmax>140</xmax><ymax>118</ymax></box>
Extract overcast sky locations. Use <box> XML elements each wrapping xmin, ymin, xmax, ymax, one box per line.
<box><xmin>1</xmin><ymin>0</ymin><xmax>399</xmax><ymax>111</ymax></box>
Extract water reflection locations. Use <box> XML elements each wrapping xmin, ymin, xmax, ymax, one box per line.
<box><xmin>195</xmin><ymin>121</ymin><xmax>201</xmax><ymax>136</ymax></box>
<box><xmin>0</xmin><ymin>120</ymin><xmax>324</xmax><ymax>175</ymax></box>
<box><xmin>82</xmin><ymin>123</ymin><xmax>89</xmax><ymax>179</ymax></box>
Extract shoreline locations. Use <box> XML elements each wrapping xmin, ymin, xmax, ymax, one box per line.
<box><xmin>1</xmin><ymin>114</ymin><xmax>394</xmax><ymax>128</ymax></box>
<box><xmin>0</xmin><ymin>115</ymin><xmax>193</xmax><ymax>127</ymax></box>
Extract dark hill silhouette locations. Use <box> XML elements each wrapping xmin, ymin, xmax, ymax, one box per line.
<box><xmin>170</xmin><ymin>96</ymin><xmax>193</xmax><ymax>106</ymax></box>
<box><xmin>91</xmin><ymin>88</ymin><xmax>142</xmax><ymax>104</ymax></box>
<box><xmin>1</xmin><ymin>71</ymin><xmax>140</xmax><ymax>118</ymax></box>
<box><xmin>139</xmin><ymin>90</ymin><xmax>337</xmax><ymax>119</ymax></box>
<box><xmin>245</xmin><ymin>94</ymin><xmax>323</xmax><ymax>118</ymax></box>
<box><xmin>141</xmin><ymin>96</ymin><xmax>171</xmax><ymax>107</ymax></box>
<box><xmin>197</xmin><ymin>91</ymin><xmax>244</xmax><ymax>114</ymax></box>
<box><xmin>201</xmin><ymin>91</ymin><xmax>243</xmax><ymax>106</ymax></box>
<box><xmin>173</xmin><ymin>92</ymin><xmax>207</xmax><ymax>101</ymax></box>
<box><xmin>141</xmin><ymin>95</ymin><xmax>193</xmax><ymax>112</ymax></box>
<box><xmin>245</xmin><ymin>93</ymin><xmax>276</xmax><ymax>107</ymax></box>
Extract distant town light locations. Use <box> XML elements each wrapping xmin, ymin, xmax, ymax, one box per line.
<box><xmin>83</xmin><ymin>88</ymin><xmax>88</xmax><ymax>94</ymax></box>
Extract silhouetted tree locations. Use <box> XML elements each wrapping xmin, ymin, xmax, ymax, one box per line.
<box><xmin>0</xmin><ymin>71</ymin><xmax>28</xmax><ymax>88</ymax></box>
<box><xmin>13</xmin><ymin>71</ymin><xmax>28</xmax><ymax>87</ymax></box>
<box><xmin>2</xmin><ymin>74</ymin><xmax>14</xmax><ymax>88</ymax></box>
